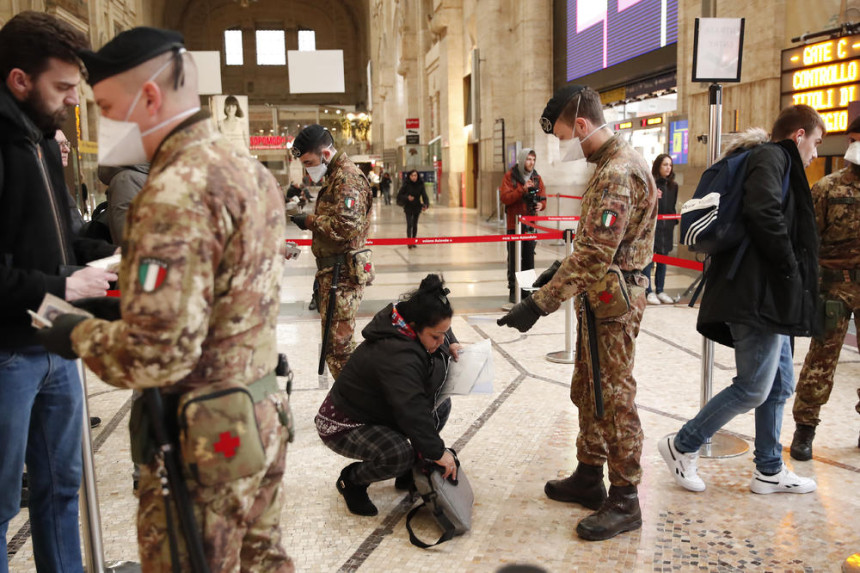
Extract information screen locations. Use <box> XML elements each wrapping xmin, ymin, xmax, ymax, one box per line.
<box><xmin>567</xmin><ymin>0</ymin><xmax>678</xmax><ymax>82</ymax></box>
<box><xmin>669</xmin><ymin>119</ymin><xmax>688</xmax><ymax>165</ymax></box>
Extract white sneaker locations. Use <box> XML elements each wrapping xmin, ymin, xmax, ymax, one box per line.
<box><xmin>657</xmin><ymin>292</ymin><xmax>675</xmax><ymax>304</ymax></box>
<box><xmin>646</xmin><ymin>292</ymin><xmax>661</xmax><ymax>305</ymax></box>
<box><xmin>749</xmin><ymin>466</ymin><xmax>817</xmax><ymax>494</ymax></box>
<box><xmin>658</xmin><ymin>434</ymin><xmax>705</xmax><ymax>492</ymax></box>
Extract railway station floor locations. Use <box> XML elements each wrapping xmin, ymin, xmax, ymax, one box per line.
<box><xmin>7</xmin><ymin>201</ymin><xmax>860</xmax><ymax>572</ymax></box>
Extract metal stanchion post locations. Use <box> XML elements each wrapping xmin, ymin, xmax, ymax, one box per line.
<box><xmin>553</xmin><ymin>194</ymin><xmax>565</xmax><ymax>246</ymax></box>
<box><xmin>699</xmin><ymin>83</ymin><xmax>747</xmax><ymax>458</ymax></box>
<box><xmin>496</xmin><ymin>188</ymin><xmax>504</xmax><ymax>226</ymax></box>
<box><xmin>514</xmin><ymin>218</ymin><xmax>522</xmax><ymax>304</ymax></box>
<box><xmin>77</xmin><ymin>360</ymin><xmax>141</xmax><ymax>573</ymax></box>
<box><xmin>547</xmin><ymin>229</ymin><xmax>575</xmax><ymax>364</ymax></box>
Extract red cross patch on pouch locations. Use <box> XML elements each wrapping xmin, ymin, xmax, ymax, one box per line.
<box><xmin>214</xmin><ymin>431</ymin><xmax>241</xmax><ymax>458</ymax></box>
<box><xmin>601</xmin><ymin>210</ymin><xmax>618</xmax><ymax>227</ymax></box>
<box><xmin>599</xmin><ymin>291</ymin><xmax>613</xmax><ymax>304</ymax></box>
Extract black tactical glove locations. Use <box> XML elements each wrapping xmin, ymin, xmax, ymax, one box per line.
<box><xmin>35</xmin><ymin>314</ymin><xmax>88</xmax><ymax>359</ymax></box>
<box><xmin>291</xmin><ymin>214</ymin><xmax>309</xmax><ymax>230</ymax></box>
<box><xmin>533</xmin><ymin>260</ymin><xmax>562</xmax><ymax>288</ymax></box>
<box><xmin>497</xmin><ymin>296</ymin><xmax>546</xmax><ymax>333</ymax></box>
<box><xmin>72</xmin><ymin>296</ymin><xmax>121</xmax><ymax>321</ymax></box>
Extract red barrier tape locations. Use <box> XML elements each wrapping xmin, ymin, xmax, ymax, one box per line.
<box><xmin>286</xmin><ymin>232</ymin><xmax>564</xmax><ymax>248</ymax></box>
<box><xmin>653</xmin><ymin>254</ymin><xmax>703</xmax><ymax>271</ymax></box>
<box><xmin>546</xmin><ymin>193</ymin><xmax>583</xmax><ymax>200</ymax></box>
<box><xmin>658</xmin><ymin>214</ymin><xmax>681</xmax><ymax>220</ymax></box>
<box><xmin>519</xmin><ymin>215</ymin><xmax>580</xmax><ymax>222</ymax></box>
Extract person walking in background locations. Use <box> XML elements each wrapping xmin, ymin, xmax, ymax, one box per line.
<box><xmin>659</xmin><ymin>105</ymin><xmax>824</xmax><ymax>496</ymax></box>
<box><xmin>397</xmin><ymin>169</ymin><xmax>429</xmax><ymax>249</ymax></box>
<box><xmin>790</xmin><ymin>115</ymin><xmax>860</xmax><ymax>461</ymax></box>
<box><xmin>98</xmin><ymin>163</ymin><xmax>149</xmax><ymax>244</ymax></box>
<box><xmin>644</xmin><ymin>154</ymin><xmax>678</xmax><ymax>305</ymax></box>
<box><xmin>500</xmin><ymin>148</ymin><xmax>547</xmax><ymax>303</ymax></box>
<box><xmin>380</xmin><ymin>171</ymin><xmax>392</xmax><ymax>205</ymax></box>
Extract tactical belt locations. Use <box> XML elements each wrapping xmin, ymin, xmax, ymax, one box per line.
<box><xmin>316</xmin><ymin>253</ymin><xmax>346</xmax><ymax>271</ymax></box>
<box><xmin>247</xmin><ymin>372</ymin><xmax>279</xmax><ymax>403</ymax></box>
<box><xmin>821</xmin><ymin>268</ymin><xmax>860</xmax><ymax>283</ymax></box>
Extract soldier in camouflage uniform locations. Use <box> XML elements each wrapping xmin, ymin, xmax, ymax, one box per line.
<box><xmin>790</xmin><ymin>118</ymin><xmax>860</xmax><ymax>460</ymax></box>
<box><xmin>498</xmin><ymin>85</ymin><xmax>657</xmax><ymax>541</ymax></box>
<box><xmin>37</xmin><ymin>28</ymin><xmax>293</xmax><ymax>572</ymax></box>
<box><xmin>290</xmin><ymin>125</ymin><xmax>372</xmax><ymax>380</ymax></box>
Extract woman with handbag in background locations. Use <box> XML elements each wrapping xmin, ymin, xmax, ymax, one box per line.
<box><xmin>314</xmin><ymin>274</ymin><xmax>461</xmax><ymax>516</ymax></box>
<box><xmin>645</xmin><ymin>154</ymin><xmax>679</xmax><ymax>305</ymax></box>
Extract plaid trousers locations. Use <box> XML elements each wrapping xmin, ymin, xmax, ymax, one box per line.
<box><xmin>324</xmin><ymin>398</ymin><xmax>451</xmax><ymax>485</ymax></box>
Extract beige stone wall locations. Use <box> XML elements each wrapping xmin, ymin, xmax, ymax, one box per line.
<box><xmin>370</xmin><ymin>0</ymin><xmax>553</xmax><ymax>214</ymax></box>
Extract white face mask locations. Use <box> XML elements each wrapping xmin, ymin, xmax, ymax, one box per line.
<box><xmin>97</xmin><ymin>51</ymin><xmax>199</xmax><ymax>166</ymax></box>
<box><xmin>306</xmin><ymin>162</ymin><xmax>328</xmax><ymax>183</ymax></box>
<box><xmin>845</xmin><ymin>141</ymin><xmax>860</xmax><ymax>164</ymax></box>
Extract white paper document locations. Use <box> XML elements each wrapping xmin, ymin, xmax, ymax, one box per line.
<box><xmin>437</xmin><ymin>339</ymin><xmax>494</xmax><ymax>406</ymax></box>
<box><xmin>515</xmin><ymin>268</ymin><xmax>539</xmax><ymax>292</ymax></box>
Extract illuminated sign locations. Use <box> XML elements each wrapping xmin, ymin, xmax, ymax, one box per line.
<box><xmin>616</xmin><ymin>121</ymin><xmax>634</xmax><ymax>130</ymax></box>
<box><xmin>644</xmin><ymin>116</ymin><xmax>664</xmax><ymax>126</ymax></box>
<box><xmin>250</xmin><ymin>136</ymin><xmax>288</xmax><ymax>150</ymax></box>
<box><xmin>781</xmin><ymin>35</ymin><xmax>860</xmax><ymax>133</ymax></box>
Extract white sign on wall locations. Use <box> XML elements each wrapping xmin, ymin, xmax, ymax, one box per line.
<box><xmin>287</xmin><ymin>50</ymin><xmax>346</xmax><ymax>94</ymax></box>
<box><xmin>189</xmin><ymin>51</ymin><xmax>223</xmax><ymax>95</ymax></box>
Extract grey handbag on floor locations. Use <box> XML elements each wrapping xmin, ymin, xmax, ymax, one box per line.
<box><xmin>405</xmin><ymin>449</ymin><xmax>474</xmax><ymax>548</ymax></box>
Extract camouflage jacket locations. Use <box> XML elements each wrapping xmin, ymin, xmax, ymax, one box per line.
<box><xmin>71</xmin><ymin>114</ymin><xmax>286</xmax><ymax>393</ymax></box>
<box><xmin>310</xmin><ymin>151</ymin><xmax>372</xmax><ymax>261</ymax></box>
<box><xmin>811</xmin><ymin>166</ymin><xmax>860</xmax><ymax>269</ymax></box>
<box><xmin>533</xmin><ymin>134</ymin><xmax>657</xmax><ymax>314</ymax></box>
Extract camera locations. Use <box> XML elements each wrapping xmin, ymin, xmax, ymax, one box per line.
<box><xmin>524</xmin><ymin>186</ymin><xmax>541</xmax><ymax>214</ymax></box>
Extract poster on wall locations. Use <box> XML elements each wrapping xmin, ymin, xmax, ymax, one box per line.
<box><xmin>210</xmin><ymin>95</ymin><xmax>250</xmax><ymax>151</ymax></box>
<box><xmin>567</xmin><ymin>0</ymin><xmax>678</xmax><ymax>82</ymax></box>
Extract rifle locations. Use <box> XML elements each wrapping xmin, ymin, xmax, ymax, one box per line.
<box><xmin>318</xmin><ymin>257</ymin><xmax>343</xmax><ymax>375</ymax></box>
<box><xmin>142</xmin><ymin>388</ymin><xmax>210</xmax><ymax>573</ymax></box>
<box><xmin>580</xmin><ymin>294</ymin><xmax>605</xmax><ymax>419</ymax></box>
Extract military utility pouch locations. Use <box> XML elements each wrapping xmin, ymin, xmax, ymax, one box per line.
<box><xmin>349</xmin><ymin>248</ymin><xmax>375</xmax><ymax>285</ymax></box>
<box><xmin>177</xmin><ymin>381</ymin><xmax>266</xmax><ymax>486</ymax></box>
<box><xmin>822</xmin><ymin>298</ymin><xmax>848</xmax><ymax>334</ymax></box>
<box><xmin>585</xmin><ymin>265</ymin><xmax>631</xmax><ymax>319</ymax></box>
<box><xmin>129</xmin><ymin>397</ymin><xmax>155</xmax><ymax>465</ymax></box>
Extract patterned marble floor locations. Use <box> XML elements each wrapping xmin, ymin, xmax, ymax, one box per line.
<box><xmin>7</xmin><ymin>202</ymin><xmax>860</xmax><ymax>572</ymax></box>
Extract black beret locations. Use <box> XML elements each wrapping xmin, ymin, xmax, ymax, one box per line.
<box><xmin>79</xmin><ymin>27</ymin><xmax>184</xmax><ymax>86</ymax></box>
<box><xmin>291</xmin><ymin>124</ymin><xmax>332</xmax><ymax>159</ymax></box>
<box><xmin>540</xmin><ymin>84</ymin><xmax>585</xmax><ymax>134</ymax></box>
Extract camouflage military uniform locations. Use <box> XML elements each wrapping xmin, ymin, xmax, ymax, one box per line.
<box><xmin>71</xmin><ymin>114</ymin><xmax>293</xmax><ymax>572</ymax></box>
<box><xmin>532</xmin><ymin>135</ymin><xmax>657</xmax><ymax>487</ymax></box>
<box><xmin>308</xmin><ymin>150</ymin><xmax>372</xmax><ymax>379</ymax></box>
<box><xmin>793</xmin><ymin>166</ymin><xmax>860</xmax><ymax>427</ymax></box>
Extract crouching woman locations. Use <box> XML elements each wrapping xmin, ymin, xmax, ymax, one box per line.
<box><xmin>315</xmin><ymin>274</ymin><xmax>461</xmax><ymax>516</ymax></box>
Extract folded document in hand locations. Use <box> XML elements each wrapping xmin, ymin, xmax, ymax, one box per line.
<box><xmin>29</xmin><ymin>293</ymin><xmax>93</xmax><ymax>329</ymax></box>
<box><xmin>436</xmin><ymin>339</ymin><xmax>494</xmax><ymax>406</ymax></box>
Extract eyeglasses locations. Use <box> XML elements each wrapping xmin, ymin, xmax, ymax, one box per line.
<box><xmin>58</xmin><ymin>142</ymin><xmax>71</xmax><ymax>151</ymax></box>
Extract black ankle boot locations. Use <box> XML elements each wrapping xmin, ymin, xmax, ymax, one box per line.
<box><xmin>394</xmin><ymin>470</ymin><xmax>414</xmax><ymax>491</ymax></box>
<box><xmin>544</xmin><ymin>462</ymin><xmax>607</xmax><ymax>510</ymax></box>
<box><xmin>790</xmin><ymin>424</ymin><xmax>816</xmax><ymax>461</ymax></box>
<box><xmin>336</xmin><ymin>463</ymin><xmax>378</xmax><ymax>516</ymax></box>
<box><xmin>575</xmin><ymin>484</ymin><xmax>642</xmax><ymax>541</ymax></box>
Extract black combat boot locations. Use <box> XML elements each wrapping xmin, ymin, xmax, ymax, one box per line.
<box><xmin>336</xmin><ymin>463</ymin><xmax>378</xmax><ymax>516</ymax></box>
<box><xmin>790</xmin><ymin>424</ymin><xmax>816</xmax><ymax>461</ymax></box>
<box><xmin>394</xmin><ymin>470</ymin><xmax>414</xmax><ymax>491</ymax></box>
<box><xmin>575</xmin><ymin>484</ymin><xmax>642</xmax><ymax>541</ymax></box>
<box><xmin>544</xmin><ymin>462</ymin><xmax>607</xmax><ymax>510</ymax></box>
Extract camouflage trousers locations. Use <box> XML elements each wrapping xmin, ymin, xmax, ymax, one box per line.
<box><xmin>137</xmin><ymin>395</ymin><xmax>293</xmax><ymax>573</ymax></box>
<box><xmin>570</xmin><ymin>290</ymin><xmax>646</xmax><ymax>487</ymax></box>
<box><xmin>793</xmin><ymin>280</ymin><xmax>860</xmax><ymax>426</ymax></box>
<box><xmin>317</xmin><ymin>267</ymin><xmax>364</xmax><ymax>380</ymax></box>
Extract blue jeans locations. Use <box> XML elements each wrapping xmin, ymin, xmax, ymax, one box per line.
<box><xmin>675</xmin><ymin>324</ymin><xmax>794</xmax><ymax>474</ymax></box>
<box><xmin>0</xmin><ymin>350</ymin><xmax>84</xmax><ymax>573</ymax></box>
<box><xmin>644</xmin><ymin>261</ymin><xmax>667</xmax><ymax>294</ymax></box>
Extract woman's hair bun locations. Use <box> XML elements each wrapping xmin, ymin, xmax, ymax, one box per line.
<box><xmin>419</xmin><ymin>274</ymin><xmax>444</xmax><ymax>293</ymax></box>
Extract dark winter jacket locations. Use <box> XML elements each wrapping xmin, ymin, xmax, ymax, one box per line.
<box><xmin>653</xmin><ymin>177</ymin><xmax>678</xmax><ymax>255</ymax></box>
<box><xmin>329</xmin><ymin>303</ymin><xmax>457</xmax><ymax>460</ymax></box>
<box><xmin>98</xmin><ymin>163</ymin><xmax>149</xmax><ymax>244</ymax></box>
<box><xmin>397</xmin><ymin>179</ymin><xmax>429</xmax><ymax>214</ymax></box>
<box><xmin>0</xmin><ymin>86</ymin><xmax>115</xmax><ymax>349</ymax></box>
<box><xmin>697</xmin><ymin>130</ymin><xmax>820</xmax><ymax>346</ymax></box>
